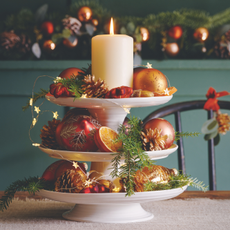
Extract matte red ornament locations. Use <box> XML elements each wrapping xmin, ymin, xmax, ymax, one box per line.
<box><xmin>143</xmin><ymin>118</ymin><xmax>175</xmax><ymax>149</ymax></box>
<box><xmin>56</xmin><ymin>114</ymin><xmax>101</xmax><ymax>151</ymax></box>
<box><xmin>40</xmin><ymin>21</ymin><xmax>54</xmax><ymax>36</ymax></box>
<box><xmin>168</xmin><ymin>25</ymin><xmax>183</xmax><ymax>40</ymax></box>
<box><xmin>41</xmin><ymin>160</ymin><xmax>65</xmax><ymax>181</ymax></box>
<box><xmin>105</xmin><ymin>86</ymin><xmax>133</xmax><ymax>98</ymax></box>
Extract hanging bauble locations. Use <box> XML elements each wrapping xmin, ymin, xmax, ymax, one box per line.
<box><xmin>193</xmin><ymin>27</ymin><xmax>209</xmax><ymax>42</ymax></box>
<box><xmin>77</xmin><ymin>6</ymin><xmax>93</xmax><ymax>22</ymax></box>
<box><xmin>42</xmin><ymin>40</ymin><xmax>56</xmax><ymax>52</ymax></box>
<box><xmin>133</xmin><ymin>67</ymin><xmax>168</xmax><ymax>95</ymax></box>
<box><xmin>63</xmin><ymin>36</ymin><xmax>78</xmax><ymax>49</ymax></box>
<box><xmin>55</xmin><ymin>114</ymin><xmax>101</xmax><ymax>151</ymax></box>
<box><xmin>59</xmin><ymin>67</ymin><xmax>84</xmax><ymax>79</ymax></box>
<box><xmin>92</xmin><ymin>19</ymin><xmax>99</xmax><ymax>27</ymax></box>
<box><xmin>140</xmin><ymin>27</ymin><xmax>150</xmax><ymax>42</ymax></box>
<box><xmin>165</xmin><ymin>42</ymin><xmax>180</xmax><ymax>57</ymax></box>
<box><xmin>40</xmin><ymin>21</ymin><xmax>54</xmax><ymax>37</ymax></box>
<box><xmin>143</xmin><ymin>118</ymin><xmax>175</xmax><ymax>149</ymax></box>
<box><xmin>168</xmin><ymin>25</ymin><xmax>183</xmax><ymax>40</ymax></box>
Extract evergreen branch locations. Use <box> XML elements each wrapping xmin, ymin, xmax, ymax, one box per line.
<box><xmin>0</xmin><ymin>177</ymin><xmax>54</xmax><ymax>212</ymax></box>
<box><xmin>22</xmin><ymin>88</ymin><xmax>49</xmax><ymax>111</ymax></box>
<box><xmin>175</xmin><ymin>131</ymin><xmax>200</xmax><ymax>141</ymax></box>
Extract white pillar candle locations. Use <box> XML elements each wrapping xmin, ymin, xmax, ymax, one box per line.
<box><xmin>91</xmin><ymin>20</ymin><xmax>133</xmax><ymax>90</ymax></box>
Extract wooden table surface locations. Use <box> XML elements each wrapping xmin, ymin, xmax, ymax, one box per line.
<box><xmin>1</xmin><ymin>190</ymin><xmax>230</xmax><ymax>200</ymax></box>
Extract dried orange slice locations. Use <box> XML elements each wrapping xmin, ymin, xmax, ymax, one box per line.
<box><xmin>167</xmin><ymin>86</ymin><xmax>177</xmax><ymax>95</ymax></box>
<box><xmin>94</xmin><ymin>126</ymin><xmax>122</xmax><ymax>152</ymax></box>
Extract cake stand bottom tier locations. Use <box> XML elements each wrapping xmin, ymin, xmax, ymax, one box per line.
<box><xmin>63</xmin><ymin>203</ymin><xmax>153</xmax><ymax>223</ymax></box>
<box><xmin>37</xmin><ymin>186</ymin><xmax>187</xmax><ymax>223</ymax></box>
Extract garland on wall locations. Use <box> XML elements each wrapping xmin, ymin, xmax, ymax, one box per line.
<box><xmin>1</xmin><ymin>0</ymin><xmax>230</xmax><ymax>60</ymax></box>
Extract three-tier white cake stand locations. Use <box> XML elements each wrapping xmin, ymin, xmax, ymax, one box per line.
<box><xmin>37</xmin><ymin>95</ymin><xmax>187</xmax><ymax>223</ymax></box>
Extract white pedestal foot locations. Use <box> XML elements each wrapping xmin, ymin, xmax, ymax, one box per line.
<box><xmin>62</xmin><ymin>203</ymin><xmax>153</xmax><ymax>223</ymax></box>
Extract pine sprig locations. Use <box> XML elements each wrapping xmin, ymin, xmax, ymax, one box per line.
<box><xmin>22</xmin><ymin>88</ymin><xmax>49</xmax><ymax>111</ymax></box>
<box><xmin>0</xmin><ymin>177</ymin><xmax>54</xmax><ymax>212</ymax></box>
<box><xmin>175</xmin><ymin>131</ymin><xmax>200</xmax><ymax>141</ymax></box>
<box><xmin>143</xmin><ymin>174</ymin><xmax>208</xmax><ymax>192</ymax></box>
<box><xmin>110</xmin><ymin>116</ymin><xmax>154</xmax><ymax>196</ymax></box>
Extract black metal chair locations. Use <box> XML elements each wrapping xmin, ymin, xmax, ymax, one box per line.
<box><xmin>142</xmin><ymin>100</ymin><xmax>230</xmax><ymax>190</ymax></box>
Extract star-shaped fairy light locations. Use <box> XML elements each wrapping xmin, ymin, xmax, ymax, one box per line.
<box><xmin>146</xmin><ymin>62</ymin><xmax>152</xmax><ymax>68</ymax></box>
<box><xmin>72</xmin><ymin>162</ymin><xmax>79</xmax><ymax>169</ymax></box>
<box><xmin>53</xmin><ymin>111</ymin><xmax>59</xmax><ymax>119</ymax></box>
<box><xmin>164</xmin><ymin>88</ymin><xmax>170</xmax><ymax>95</ymax></box>
<box><xmin>34</xmin><ymin>106</ymin><xmax>40</xmax><ymax>114</ymax></box>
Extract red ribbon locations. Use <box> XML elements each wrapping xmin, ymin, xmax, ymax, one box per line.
<box><xmin>204</xmin><ymin>87</ymin><xmax>230</xmax><ymax>111</ymax></box>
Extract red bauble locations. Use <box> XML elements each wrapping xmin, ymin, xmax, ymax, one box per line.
<box><xmin>56</xmin><ymin>113</ymin><xmax>101</xmax><ymax>151</ymax></box>
<box><xmin>143</xmin><ymin>118</ymin><xmax>175</xmax><ymax>148</ymax></box>
<box><xmin>80</xmin><ymin>184</ymin><xmax>109</xmax><ymax>193</ymax></box>
<box><xmin>41</xmin><ymin>160</ymin><xmax>65</xmax><ymax>181</ymax></box>
<box><xmin>59</xmin><ymin>67</ymin><xmax>84</xmax><ymax>79</ymax></box>
<box><xmin>41</xmin><ymin>21</ymin><xmax>54</xmax><ymax>37</ymax></box>
<box><xmin>168</xmin><ymin>25</ymin><xmax>183</xmax><ymax>40</ymax></box>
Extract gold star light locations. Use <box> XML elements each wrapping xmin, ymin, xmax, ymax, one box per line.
<box><xmin>146</xmin><ymin>62</ymin><xmax>152</xmax><ymax>68</ymax></box>
<box><xmin>164</xmin><ymin>88</ymin><xmax>170</xmax><ymax>95</ymax></box>
<box><xmin>34</xmin><ymin>106</ymin><xmax>40</xmax><ymax>114</ymax></box>
<box><xmin>53</xmin><ymin>111</ymin><xmax>59</xmax><ymax>119</ymax></box>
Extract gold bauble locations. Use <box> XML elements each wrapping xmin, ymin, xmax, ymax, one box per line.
<box><xmin>165</xmin><ymin>42</ymin><xmax>180</xmax><ymax>57</ymax></box>
<box><xmin>63</xmin><ymin>37</ymin><xmax>78</xmax><ymax>49</ymax></box>
<box><xmin>43</xmin><ymin>40</ymin><xmax>56</xmax><ymax>52</ymax></box>
<box><xmin>92</xmin><ymin>19</ymin><xmax>99</xmax><ymax>26</ymax></box>
<box><xmin>193</xmin><ymin>27</ymin><xmax>209</xmax><ymax>42</ymax></box>
<box><xmin>77</xmin><ymin>6</ymin><xmax>93</xmax><ymax>22</ymax></box>
<box><xmin>133</xmin><ymin>67</ymin><xmax>168</xmax><ymax>94</ymax></box>
<box><xmin>140</xmin><ymin>27</ymin><xmax>150</xmax><ymax>42</ymax></box>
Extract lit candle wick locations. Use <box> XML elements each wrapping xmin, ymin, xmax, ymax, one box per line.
<box><xmin>110</xmin><ymin>17</ymin><xmax>114</xmax><ymax>35</ymax></box>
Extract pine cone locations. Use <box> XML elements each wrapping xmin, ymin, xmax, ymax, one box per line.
<box><xmin>82</xmin><ymin>75</ymin><xmax>109</xmax><ymax>98</ymax></box>
<box><xmin>134</xmin><ymin>165</ymin><xmax>178</xmax><ymax>192</ymax></box>
<box><xmin>55</xmin><ymin>168</ymin><xmax>87</xmax><ymax>193</ymax></box>
<box><xmin>141</xmin><ymin>128</ymin><xmax>168</xmax><ymax>151</ymax></box>
<box><xmin>15</xmin><ymin>34</ymin><xmax>31</xmax><ymax>53</ymax></box>
<box><xmin>40</xmin><ymin>119</ymin><xmax>61</xmax><ymax>149</ymax></box>
<box><xmin>0</xmin><ymin>31</ymin><xmax>20</xmax><ymax>49</ymax></box>
<box><xmin>62</xmin><ymin>15</ymin><xmax>82</xmax><ymax>35</ymax></box>
<box><xmin>216</xmin><ymin>112</ymin><xmax>230</xmax><ymax>134</ymax></box>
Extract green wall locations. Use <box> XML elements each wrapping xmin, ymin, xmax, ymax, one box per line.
<box><xmin>0</xmin><ymin>60</ymin><xmax>229</xmax><ymax>191</ymax></box>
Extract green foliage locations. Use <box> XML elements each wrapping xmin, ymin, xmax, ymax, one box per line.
<box><xmin>110</xmin><ymin>116</ymin><xmax>154</xmax><ymax>196</ymax></box>
<box><xmin>175</xmin><ymin>131</ymin><xmax>200</xmax><ymax>141</ymax></box>
<box><xmin>22</xmin><ymin>88</ymin><xmax>49</xmax><ymax>111</ymax></box>
<box><xmin>144</xmin><ymin>174</ymin><xmax>208</xmax><ymax>192</ymax></box>
<box><xmin>0</xmin><ymin>177</ymin><xmax>54</xmax><ymax>212</ymax></box>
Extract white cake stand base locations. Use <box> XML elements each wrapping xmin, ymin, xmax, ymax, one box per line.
<box><xmin>63</xmin><ymin>203</ymin><xmax>153</xmax><ymax>223</ymax></box>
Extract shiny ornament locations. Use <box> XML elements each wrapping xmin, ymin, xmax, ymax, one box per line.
<box><xmin>143</xmin><ymin>118</ymin><xmax>175</xmax><ymax>149</ymax></box>
<box><xmin>41</xmin><ymin>160</ymin><xmax>65</xmax><ymax>181</ymax></box>
<box><xmin>63</xmin><ymin>37</ymin><xmax>78</xmax><ymax>48</ymax></box>
<box><xmin>77</xmin><ymin>6</ymin><xmax>93</xmax><ymax>22</ymax></box>
<box><xmin>168</xmin><ymin>25</ymin><xmax>183</xmax><ymax>40</ymax></box>
<box><xmin>56</xmin><ymin>114</ymin><xmax>101</xmax><ymax>151</ymax></box>
<box><xmin>134</xmin><ymin>165</ymin><xmax>178</xmax><ymax>192</ymax></box>
<box><xmin>133</xmin><ymin>67</ymin><xmax>168</xmax><ymax>95</ymax></box>
<box><xmin>165</xmin><ymin>42</ymin><xmax>180</xmax><ymax>56</ymax></box>
<box><xmin>140</xmin><ymin>27</ymin><xmax>150</xmax><ymax>41</ymax></box>
<box><xmin>59</xmin><ymin>67</ymin><xmax>84</xmax><ymax>79</ymax></box>
<box><xmin>193</xmin><ymin>27</ymin><xmax>209</xmax><ymax>42</ymax></box>
<box><xmin>92</xmin><ymin>19</ymin><xmax>99</xmax><ymax>26</ymax></box>
<box><xmin>42</xmin><ymin>40</ymin><xmax>56</xmax><ymax>51</ymax></box>
<box><xmin>40</xmin><ymin>21</ymin><xmax>54</xmax><ymax>37</ymax></box>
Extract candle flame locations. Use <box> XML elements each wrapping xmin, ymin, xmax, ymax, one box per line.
<box><xmin>110</xmin><ymin>17</ymin><xmax>114</xmax><ymax>35</ymax></box>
